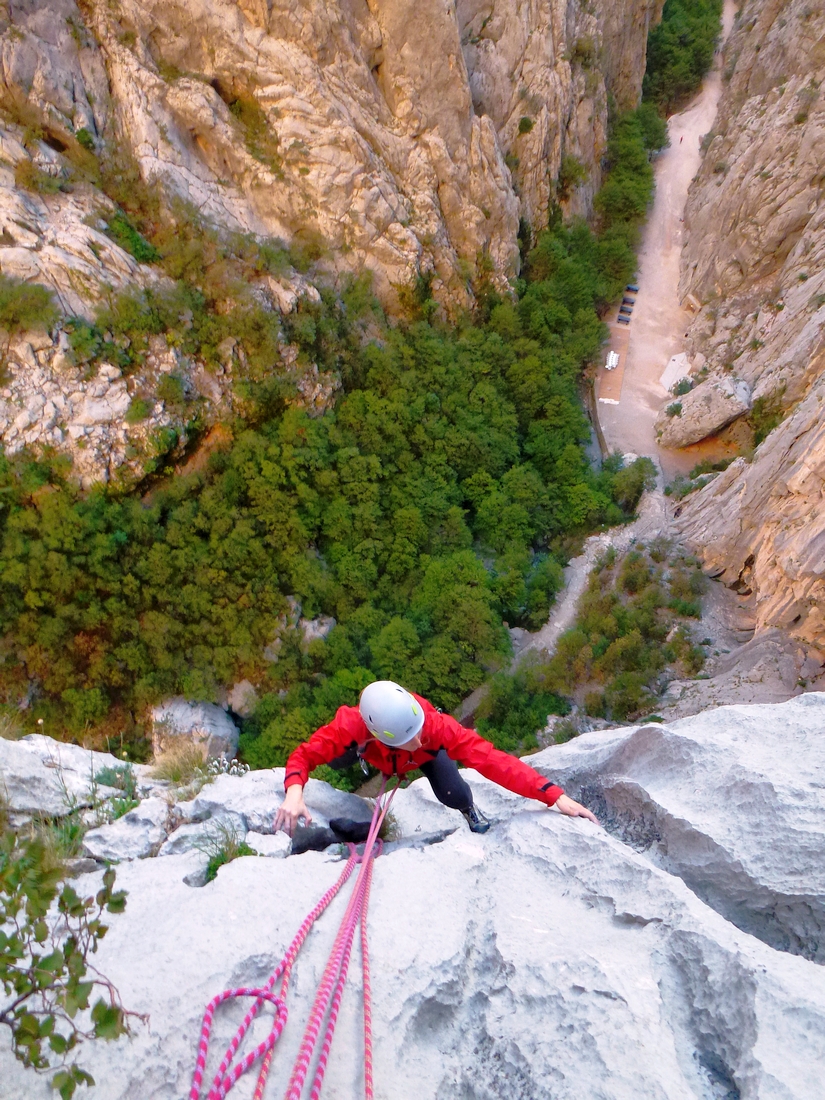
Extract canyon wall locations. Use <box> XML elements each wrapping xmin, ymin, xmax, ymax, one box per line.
<box><xmin>0</xmin><ymin>0</ymin><xmax>661</xmax><ymax>314</ymax></box>
<box><xmin>676</xmin><ymin>0</ymin><xmax>825</xmax><ymax>650</ymax></box>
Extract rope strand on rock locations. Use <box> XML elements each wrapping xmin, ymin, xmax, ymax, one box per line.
<box><xmin>189</xmin><ymin>779</ymin><xmax>395</xmax><ymax>1100</ymax></box>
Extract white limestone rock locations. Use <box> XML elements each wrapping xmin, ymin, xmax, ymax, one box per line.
<box><xmin>175</xmin><ymin>769</ymin><xmax>373</xmax><ymax>835</ymax></box>
<box><xmin>526</xmin><ymin>692</ymin><xmax>825</xmax><ymax>962</ymax></box>
<box><xmin>158</xmin><ymin>816</ymin><xmax>247</xmax><ymax>857</ymax></box>
<box><xmin>298</xmin><ymin>615</ymin><xmax>336</xmax><ymax>648</ymax></box>
<box><xmin>245</xmin><ymin>831</ymin><xmax>291</xmax><ymax>859</ymax></box>
<box><xmin>0</xmin><ymin>735</ymin><xmax>135</xmax><ymax>819</ymax></box>
<box><xmin>82</xmin><ymin>797</ymin><xmax>171</xmax><ymax>862</ymax></box>
<box><xmin>226</xmin><ymin>680</ymin><xmax>259</xmax><ymax>719</ymax></box>
<box><xmin>0</xmin><ymin>758</ymin><xmax>822</xmax><ymax>1095</ymax></box>
<box><xmin>4</xmin><ymin>697</ymin><xmax>825</xmax><ymax>1097</ymax></box>
<box><xmin>151</xmin><ymin>698</ymin><xmax>240</xmax><ymax>760</ymax></box>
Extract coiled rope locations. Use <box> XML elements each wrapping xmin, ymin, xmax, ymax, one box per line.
<box><xmin>189</xmin><ymin>779</ymin><xmax>396</xmax><ymax>1100</ymax></box>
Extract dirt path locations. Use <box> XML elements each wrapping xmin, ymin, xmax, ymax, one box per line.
<box><xmin>456</xmin><ymin>491</ymin><xmax>672</xmax><ymax>723</ymax></box>
<box><xmin>596</xmin><ymin>0</ymin><xmax>738</xmax><ymax>481</ymax></box>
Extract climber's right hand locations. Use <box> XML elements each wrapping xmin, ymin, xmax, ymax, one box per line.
<box><xmin>275</xmin><ymin>785</ymin><xmax>312</xmax><ymax>836</ymax></box>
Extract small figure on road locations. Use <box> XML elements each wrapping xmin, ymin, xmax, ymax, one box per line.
<box><xmin>275</xmin><ymin>681</ymin><xmax>598</xmax><ymax>836</ymax></box>
<box><xmin>680</xmin><ymin>135</ymin><xmax>684</xmax><ymax>144</ymax></box>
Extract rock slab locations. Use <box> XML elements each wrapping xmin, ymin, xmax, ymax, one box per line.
<box><xmin>527</xmin><ymin>691</ymin><xmax>825</xmax><ymax>962</ymax></box>
<box><xmin>3</xmin><ymin>697</ymin><xmax>825</xmax><ymax>1097</ymax></box>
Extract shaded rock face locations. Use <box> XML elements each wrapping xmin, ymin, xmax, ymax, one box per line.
<box><xmin>528</xmin><ymin>692</ymin><xmax>825</xmax><ymax>964</ymax></box>
<box><xmin>2</xmin><ymin>697</ymin><xmax>825</xmax><ymax>1098</ymax></box>
<box><xmin>675</xmin><ymin>1</ymin><xmax>825</xmax><ymax>645</ymax></box>
<box><xmin>0</xmin><ymin>0</ymin><xmax>660</xmax><ymax>313</ymax></box>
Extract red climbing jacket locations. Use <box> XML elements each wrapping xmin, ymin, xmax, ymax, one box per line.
<box><xmin>283</xmin><ymin>692</ymin><xmax>564</xmax><ymax>807</ymax></box>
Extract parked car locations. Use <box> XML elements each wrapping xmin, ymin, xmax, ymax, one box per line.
<box><xmin>626</xmin><ymin>283</ymin><xmax>640</xmax><ymax>293</ymax></box>
<box><xmin>617</xmin><ymin>315</ymin><xmax>630</xmax><ymax>325</ymax></box>
<box><xmin>619</xmin><ymin>306</ymin><xmax>632</xmax><ymax>315</ymax></box>
<box><xmin>622</xmin><ymin>296</ymin><xmax>636</xmax><ymax>306</ymax></box>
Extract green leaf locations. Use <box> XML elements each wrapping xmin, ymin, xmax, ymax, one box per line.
<box><xmin>91</xmin><ymin>998</ymin><xmax>125</xmax><ymax>1040</ymax></box>
<box><xmin>106</xmin><ymin>891</ymin><xmax>127</xmax><ymax>914</ymax></box>
<box><xmin>49</xmin><ymin>1032</ymin><xmax>68</xmax><ymax>1055</ymax></box>
<box><xmin>64</xmin><ymin>979</ymin><xmax>93</xmax><ymax>1017</ymax></box>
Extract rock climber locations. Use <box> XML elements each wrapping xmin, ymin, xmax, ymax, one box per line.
<box><xmin>275</xmin><ymin>680</ymin><xmax>598</xmax><ymax>836</ymax></box>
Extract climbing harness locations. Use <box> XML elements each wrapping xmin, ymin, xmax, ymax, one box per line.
<box><xmin>189</xmin><ymin>779</ymin><xmax>397</xmax><ymax>1100</ymax></box>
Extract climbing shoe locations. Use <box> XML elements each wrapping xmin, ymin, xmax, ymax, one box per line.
<box><xmin>461</xmin><ymin>804</ymin><xmax>491</xmax><ymax>834</ymax></box>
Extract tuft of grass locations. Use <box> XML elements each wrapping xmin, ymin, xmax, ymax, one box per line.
<box><xmin>30</xmin><ymin>813</ymin><xmax>87</xmax><ymax>870</ymax></box>
<box><xmin>104</xmin><ymin>209</ymin><xmax>160</xmax><ymax>264</ymax></box>
<box><xmin>109</xmin><ymin>797</ymin><xmax>139</xmax><ymax>820</ymax></box>
<box><xmin>14</xmin><ymin>159</ymin><xmax>64</xmax><ymax>194</ymax></box>
<box><xmin>151</xmin><ymin>741</ymin><xmax>207</xmax><ymax>785</ymax></box>
<box><xmin>95</xmin><ymin>763</ymin><xmax>138</xmax><ymax>800</ymax></box>
<box><xmin>0</xmin><ymin>275</ymin><xmax>59</xmax><ymax>337</ymax></box>
<box><xmin>125</xmin><ymin>396</ymin><xmax>152</xmax><ymax>424</ymax></box>
<box><xmin>195</xmin><ymin>822</ymin><xmax>256</xmax><ymax>883</ymax></box>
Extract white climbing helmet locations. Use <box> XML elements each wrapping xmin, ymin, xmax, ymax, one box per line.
<box><xmin>359</xmin><ymin>681</ymin><xmax>425</xmax><ymax>747</ymax></box>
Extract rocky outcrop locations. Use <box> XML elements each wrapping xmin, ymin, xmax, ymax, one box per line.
<box><xmin>673</xmin><ymin>0</ymin><xmax>825</xmax><ymax>646</ymax></box>
<box><xmin>677</xmin><ymin>383</ymin><xmax>825</xmax><ymax>648</ymax></box>
<box><xmin>2</xmin><ymin>696</ymin><xmax>825</xmax><ymax>1098</ymax></box>
<box><xmin>0</xmin><ymin>302</ymin><xmax>337</xmax><ymax>486</ymax></box>
<box><xmin>0</xmin><ymin>0</ymin><xmax>660</xmax><ymax>314</ymax></box>
<box><xmin>0</xmin><ymin>733</ymin><xmax>131</xmax><ymax>822</ymax></box>
<box><xmin>0</xmin><ymin>332</ymin><xmax>195</xmax><ymax>488</ymax></box>
<box><xmin>151</xmin><ymin>698</ymin><xmax>240</xmax><ymax>760</ymax></box>
<box><xmin>655</xmin><ymin>373</ymin><xmax>751</xmax><ymax>447</ymax></box>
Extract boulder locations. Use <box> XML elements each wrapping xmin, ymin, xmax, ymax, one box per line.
<box><xmin>226</xmin><ymin>680</ymin><xmax>259</xmax><ymax>719</ymax></box>
<box><xmin>158</xmin><ymin>817</ymin><xmax>246</xmax><ymax>857</ymax></box>
<box><xmin>151</xmin><ymin>698</ymin><xmax>239</xmax><ymax>760</ymax></box>
<box><xmin>299</xmin><ymin>616</ymin><xmax>336</xmax><ymax>648</ymax></box>
<box><xmin>82</xmin><ymin>798</ymin><xmax>171</xmax><ymax>862</ymax></box>
<box><xmin>526</xmin><ymin>692</ymin><xmax>825</xmax><ymax>962</ymax></box>
<box><xmin>655</xmin><ymin>375</ymin><xmax>751</xmax><ymax>447</ymax></box>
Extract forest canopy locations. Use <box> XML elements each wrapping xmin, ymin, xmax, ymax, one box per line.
<box><xmin>0</xmin><ymin>107</ymin><xmax>658</xmax><ymax>766</ymax></box>
<box><xmin>642</xmin><ymin>0</ymin><xmax>723</xmax><ymax>113</ymax></box>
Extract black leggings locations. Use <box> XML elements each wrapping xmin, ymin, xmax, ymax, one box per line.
<box><xmin>419</xmin><ymin>750</ymin><xmax>473</xmax><ymax>811</ymax></box>
<box><xmin>329</xmin><ymin>746</ymin><xmax>473</xmax><ymax>811</ymax></box>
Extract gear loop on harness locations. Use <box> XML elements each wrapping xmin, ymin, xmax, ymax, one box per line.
<box><xmin>189</xmin><ymin>778</ymin><xmax>396</xmax><ymax>1100</ymax></box>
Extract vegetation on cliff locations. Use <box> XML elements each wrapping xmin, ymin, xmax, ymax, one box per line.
<box><xmin>0</xmin><ymin>105</ymin><xmax>659</xmax><ymax>764</ymax></box>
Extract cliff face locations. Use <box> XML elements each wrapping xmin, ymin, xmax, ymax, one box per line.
<box><xmin>675</xmin><ymin>0</ymin><xmax>825</xmax><ymax>650</ymax></box>
<box><xmin>0</xmin><ymin>0</ymin><xmax>660</xmax><ymax>314</ymax></box>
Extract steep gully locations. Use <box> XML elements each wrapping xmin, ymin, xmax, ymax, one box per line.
<box><xmin>458</xmin><ymin>1</ymin><xmax>825</xmax><ymax>969</ymax></box>
<box><xmin>595</xmin><ymin>0</ymin><xmax>738</xmax><ymax>478</ymax></box>
<box><xmin>459</xmin><ymin>0</ymin><xmax>740</xmax><ymax>725</ymax></box>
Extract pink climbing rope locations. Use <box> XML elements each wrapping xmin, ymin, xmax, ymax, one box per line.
<box><xmin>189</xmin><ymin>779</ymin><xmax>396</xmax><ymax>1100</ymax></box>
